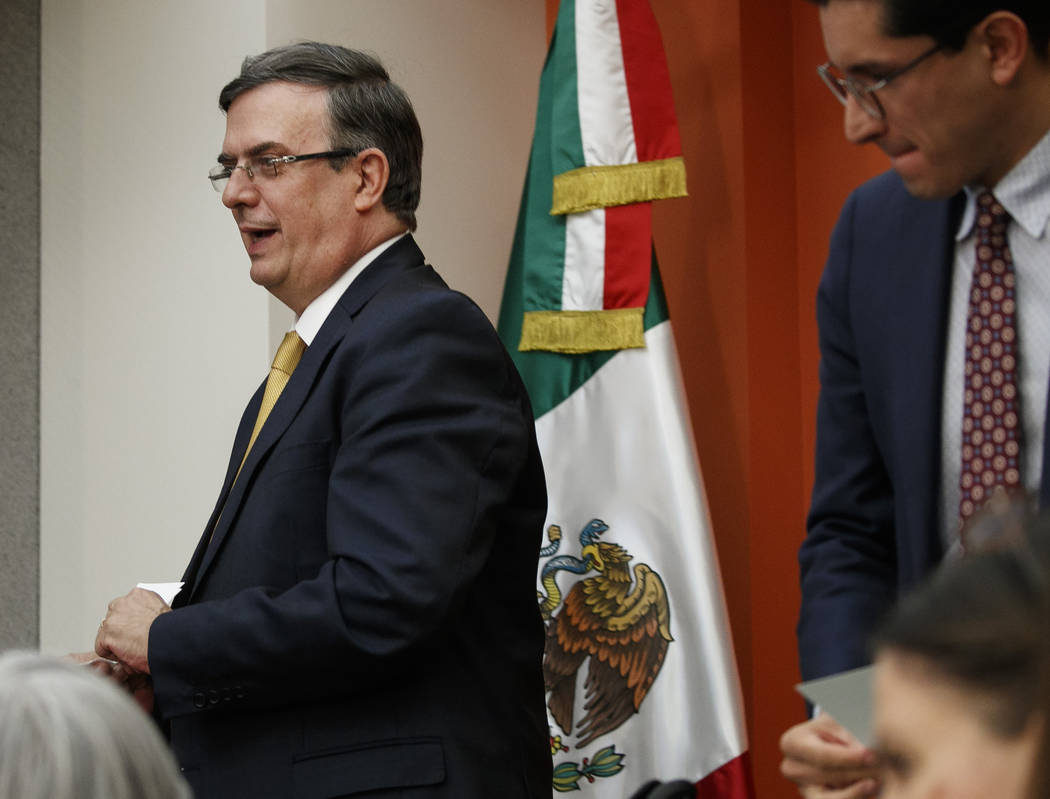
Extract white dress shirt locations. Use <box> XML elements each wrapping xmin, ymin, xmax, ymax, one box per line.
<box><xmin>293</xmin><ymin>232</ymin><xmax>409</xmax><ymax>346</ymax></box>
<box><xmin>940</xmin><ymin>130</ymin><xmax>1050</xmax><ymax>555</ymax></box>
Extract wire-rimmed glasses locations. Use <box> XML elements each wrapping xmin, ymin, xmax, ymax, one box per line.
<box><xmin>208</xmin><ymin>149</ymin><xmax>358</xmax><ymax>192</ymax></box>
<box><xmin>816</xmin><ymin>42</ymin><xmax>943</xmax><ymax>120</ymax></box>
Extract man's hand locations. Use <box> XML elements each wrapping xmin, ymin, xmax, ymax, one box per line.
<box><xmin>123</xmin><ymin>671</ymin><xmax>156</xmax><ymax>714</ymax></box>
<box><xmin>65</xmin><ymin>650</ymin><xmax>126</xmax><ymax>681</ymax></box>
<box><xmin>780</xmin><ymin>714</ymin><xmax>880</xmax><ymax>798</ymax></box>
<box><xmin>65</xmin><ymin>650</ymin><xmax>156</xmax><ymax>713</ymax></box>
<box><xmin>95</xmin><ymin>587</ymin><xmax>171</xmax><ymax>675</ymax></box>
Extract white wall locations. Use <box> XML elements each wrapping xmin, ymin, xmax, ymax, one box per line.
<box><xmin>40</xmin><ymin>0</ymin><xmax>546</xmax><ymax>652</ymax></box>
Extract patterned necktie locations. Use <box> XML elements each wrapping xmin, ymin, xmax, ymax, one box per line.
<box><xmin>239</xmin><ymin>331</ymin><xmax>307</xmax><ymax>471</ymax></box>
<box><xmin>958</xmin><ymin>191</ymin><xmax>1021</xmax><ymax>524</ymax></box>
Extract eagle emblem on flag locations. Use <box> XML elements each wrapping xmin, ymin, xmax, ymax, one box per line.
<box><xmin>538</xmin><ymin>519</ymin><xmax>674</xmax><ymax>747</ymax></box>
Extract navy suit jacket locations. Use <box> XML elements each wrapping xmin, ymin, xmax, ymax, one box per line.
<box><xmin>148</xmin><ymin>236</ymin><xmax>552</xmax><ymax>798</ymax></box>
<box><xmin>798</xmin><ymin>171</ymin><xmax>1050</xmax><ymax>681</ymax></box>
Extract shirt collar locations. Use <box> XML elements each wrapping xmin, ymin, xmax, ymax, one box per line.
<box><xmin>956</xmin><ymin>127</ymin><xmax>1050</xmax><ymax>242</ymax></box>
<box><xmin>293</xmin><ymin>232</ymin><xmax>408</xmax><ymax>345</ymax></box>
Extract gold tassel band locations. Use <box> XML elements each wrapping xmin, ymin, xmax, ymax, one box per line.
<box><xmin>519</xmin><ymin>308</ymin><xmax>646</xmax><ymax>353</ymax></box>
<box><xmin>550</xmin><ymin>157</ymin><xmax>687</xmax><ymax>216</ymax></box>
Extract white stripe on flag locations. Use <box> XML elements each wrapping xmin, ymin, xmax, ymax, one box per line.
<box><xmin>575</xmin><ymin>0</ymin><xmax>638</xmax><ymax>168</ymax></box>
<box><xmin>562</xmin><ymin>208</ymin><xmax>606</xmax><ymax>311</ymax></box>
<box><xmin>535</xmin><ymin>321</ymin><xmax>748</xmax><ymax>789</ymax></box>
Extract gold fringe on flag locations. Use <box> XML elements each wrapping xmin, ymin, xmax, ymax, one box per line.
<box><xmin>519</xmin><ymin>308</ymin><xmax>646</xmax><ymax>353</ymax></box>
<box><xmin>550</xmin><ymin>157</ymin><xmax>687</xmax><ymax>216</ymax></box>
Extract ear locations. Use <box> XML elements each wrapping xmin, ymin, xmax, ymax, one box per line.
<box><xmin>977</xmin><ymin>11</ymin><xmax>1028</xmax><ymax>86</ymax></box>
<box><xmin>352</xmin><ymin>148</ymin><xmax>390</xmax><ymax>213</ymax></box>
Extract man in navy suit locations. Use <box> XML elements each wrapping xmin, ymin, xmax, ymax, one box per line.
<box><xmin>93</xmin><ymin>42</ymin><xmax>552</xmax><ymax>797</ymax></box>
<box><xmin>780</xmin><ymin>2</ymin><xmax>1050</xmax><ymax>796</ymax></box>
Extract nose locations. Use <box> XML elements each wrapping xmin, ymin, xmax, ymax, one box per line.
<box><xmin>843</xmin><ymin>94</ymin><xmax>886</xmax><ymax>145</ymax></box>
<box><xmin>221</xmin><ymin>166</ymin><xmax>259</xmax><ymax>209</ymax></box>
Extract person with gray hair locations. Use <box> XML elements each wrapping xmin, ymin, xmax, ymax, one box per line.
<box><xmin>90</xmin><ymin>40</ymin><xmax>551</xmax><ymax>798</ymax></box>
<box><xmin>0</xmin><ymin>651</ymin><xmax>191</xmax><ymax>799</ymax></box>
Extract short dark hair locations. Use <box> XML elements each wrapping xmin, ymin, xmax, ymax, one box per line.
<box><xmin>872</xmin><ymin>510</ymin><xmax>1050</xmax><ymax>739</ymax></box>
<box><xmin>806</xmin><ymin>0</ymin><xmax>1050</xmax><ymax>60</ymax></box>
<box><xmin>219</xmin><ymin>42</ymin><xmax>423</xmax><ymax>231</ymax></box>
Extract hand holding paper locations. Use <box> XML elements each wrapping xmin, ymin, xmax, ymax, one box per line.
<box><xmin>779</xmin><ymin>713</ymin><xmax>880</xmax><ymax>798</ymax></box>
<box><xmin>65</xmin><ymin>649</ymin><xmax>157</xmax><ymax>713</ymax></box>
<box><xmin>795</xmin><ymin>665</ymin><xmax>874</xmax><ymax>746</ymax></box>
<box><xmin>95</xmin><ymin>586</ymin><xmax>174</xmax><ymax>674</ymax></box>
<box><xmin>135</xmin><ymin>581</ymin><xmax>184</xmax><ymax>606</ymax></box>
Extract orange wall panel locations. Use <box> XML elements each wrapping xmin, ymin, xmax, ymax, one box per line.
<box><xmin>793</xmin><ymin>1</ymin><xmax>889</xmax><ymax>508</ymax></box>
<box><xmin>649</xmin><ymin>0</ymin><xmax>753</xmax><ymax>730</ymax></box>
<box><xmin>738</xmin><ymin>0</ymin><xmax>807</xmax><ymax>794</ymax></box>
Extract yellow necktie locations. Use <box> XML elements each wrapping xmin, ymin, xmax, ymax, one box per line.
<box><xmin>238</xmin><ymin>331</ymin><xmax>306</xmax><ymax>472</ymax></box>
<box><xmin>210</xmin><ymin>332</ymin><xmax>306</xmax><ymax>544</ymax></box>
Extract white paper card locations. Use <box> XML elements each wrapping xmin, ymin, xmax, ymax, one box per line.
<box><xmin>136</xmin><ymin>581</ymin><xmax>185</xmax><ymax>606</ymax></box>
<box><xmin>795</xmin><ymin>665</ymin><xmax>875</xmax><ymax>746</ymax></box>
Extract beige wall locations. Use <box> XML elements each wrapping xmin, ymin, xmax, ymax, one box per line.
<box><xmin>40</xmin><ymin>0</ymin><xmax>545</xmax><ymax>652</ymax></box>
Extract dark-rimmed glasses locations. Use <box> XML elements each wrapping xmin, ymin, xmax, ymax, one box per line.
<box><xmin>208</xmin><ymin>149</ymin><xmax>358</xmax><ymax>192</ymax></box>
<box><xmin>817</xmin><ymin>42</ymin><xmax>943</xmax><ymax>120</ymax></box>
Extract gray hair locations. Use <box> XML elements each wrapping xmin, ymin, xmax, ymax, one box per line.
<box><xmin>0</xmin><ymin>652</ymin><xmax>191</xmax><ymax>799</ymax></box>
<box><xmin>219</xmin><ymin>41</ymin><xmax>423</xmax><ymax>231</ymax></box>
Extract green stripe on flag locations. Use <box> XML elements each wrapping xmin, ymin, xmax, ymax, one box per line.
<box><xmin>550</xmin><ymin>0</ymin><xmax>585</xmax><ymax>180</ymax></box>
<box><xmin>505</xmin><ymin>20</ymin><xmax>571</xmax><ymax>326</ymax></box>
<box><xmin>498</xmin><ymin>0</ymin><xmax>669</xmax><ymax>420</ymax></box>
<box><xmin>499</xmin><ymin>248</ymin><xmax>669</xmax><ymax>420</ymax></box>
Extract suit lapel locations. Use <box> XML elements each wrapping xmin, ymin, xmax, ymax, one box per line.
<box><xmin>187</xmin><ymin>324</ymin><xmax>345</xmax><ymax>599</ymax></box>
<box><xmin>174</xmin><ymin>381</ymin><xmax>265</xmax><ymax>606</ymax></box>
<box><xmin>880</xmin><ymin>189</ymin><xmax>965</xmax><ymax>569</ymax></box>
<box><xmin>182</xmin><ymin>235</ymin><xmax>429</xmax><ymax>602</ymax></box>
<box><xmin>876</xmin><ymin>188</ymin><xmax>1050</xmax><ymax>523</ymax></box>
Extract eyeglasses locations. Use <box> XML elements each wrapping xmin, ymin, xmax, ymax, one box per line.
<box><xmin>207</xmin><ymin>149</ymin><xmax>358</xmax><ymax>192</ymax></box>
<box><xmin>817</xmin><ymin>42</ymin><xmax>943</xmax><ymax>120</ymax></box>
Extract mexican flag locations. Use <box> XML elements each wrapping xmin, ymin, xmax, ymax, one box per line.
<box><xmin>498</xmin><ymin>0</ymin><xmax>753</xmax><ymax>796</ymax></box>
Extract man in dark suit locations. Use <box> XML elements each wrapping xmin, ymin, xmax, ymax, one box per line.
<box><xmin>93</xmin><ymin>42</ymin><xmax>552</xmax><ymax>798</ymax></box>
<box><xmin>780</xmin><ymin>2</ymin><xmax>1050</xmax><ymax>796</ymax></box>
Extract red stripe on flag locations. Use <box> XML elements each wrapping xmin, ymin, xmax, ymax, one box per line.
<box><xmin>695</xmin><ymin>752</ymin><xmax>755</xmax><ymax>799</ymax></box>
<box><xmin>603</xmin><ymin>202</ymin><xmax>652</xmax><ymax>309</ymax></box>
<box><xmin>614</xmin><ymin>0</ymin><xmax>682</xmax><ymax>162</ymax></box>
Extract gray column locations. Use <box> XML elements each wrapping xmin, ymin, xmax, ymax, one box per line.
<box><xmin>0</xmin><ymin>0</ymin><xmax>41</xmax><ymax>649</ymax></box>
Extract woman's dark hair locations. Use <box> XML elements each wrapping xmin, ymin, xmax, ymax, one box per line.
<box><xmin>872</xmin><ymin>507</ymin><xmax>1050</xmax><ymax>739</ymax></box>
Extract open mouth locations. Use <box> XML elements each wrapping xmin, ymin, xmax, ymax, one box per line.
<box><xmin>241</xmin><ymin>226</ymin><xmax>278</xmax><ymax>256</ymax></box>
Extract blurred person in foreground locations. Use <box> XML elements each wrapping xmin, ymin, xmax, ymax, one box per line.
<box><xmin>86</xmin><ymin>41</ymin><xmax>551</xmax><ymax>797</ymax></box>
<box><xmin>786</xmin><ymin>502</ymin><xmax>1049</xmax><ymax>798</ymax></box>
<box><xmin>783</xmin><ymin>0</ymin><xmax>1050</xmax><ymax>795</ymax></box>
<box><xmin>0</xmin><ymin>651</ymin><xmax>191</xmax><ymax>799</ymax></box>
<box><xmin>868</xmin><ymin>507</ymin><xmax>1047</xmax><ymax>799</ymax></box>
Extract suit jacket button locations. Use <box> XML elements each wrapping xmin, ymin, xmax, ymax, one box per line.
<box><xmin>193</xmin><ymin>691</ymin><xmax>206</xmax><ymax>709</ymax></box>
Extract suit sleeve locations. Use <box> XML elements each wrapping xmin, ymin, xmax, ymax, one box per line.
<box><xmin>147</xmin><ymin>285</ymin><xmax>539</xmax><ymax>718</ymax></box>
<box><xmin>798</xmin><ymin>189</ymin><xmax>899</xmax><ymax>681</ymax></box>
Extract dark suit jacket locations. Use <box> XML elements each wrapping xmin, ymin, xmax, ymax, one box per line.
<box><xmin>798</xmin><ymin>170</ymin><xmax>1050</xmax><ymax>681</ymax></box>
<box><xmin>148</xmin><ymin>236</ymin><xmax>553</xmax><ymax>798</ymax></box>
